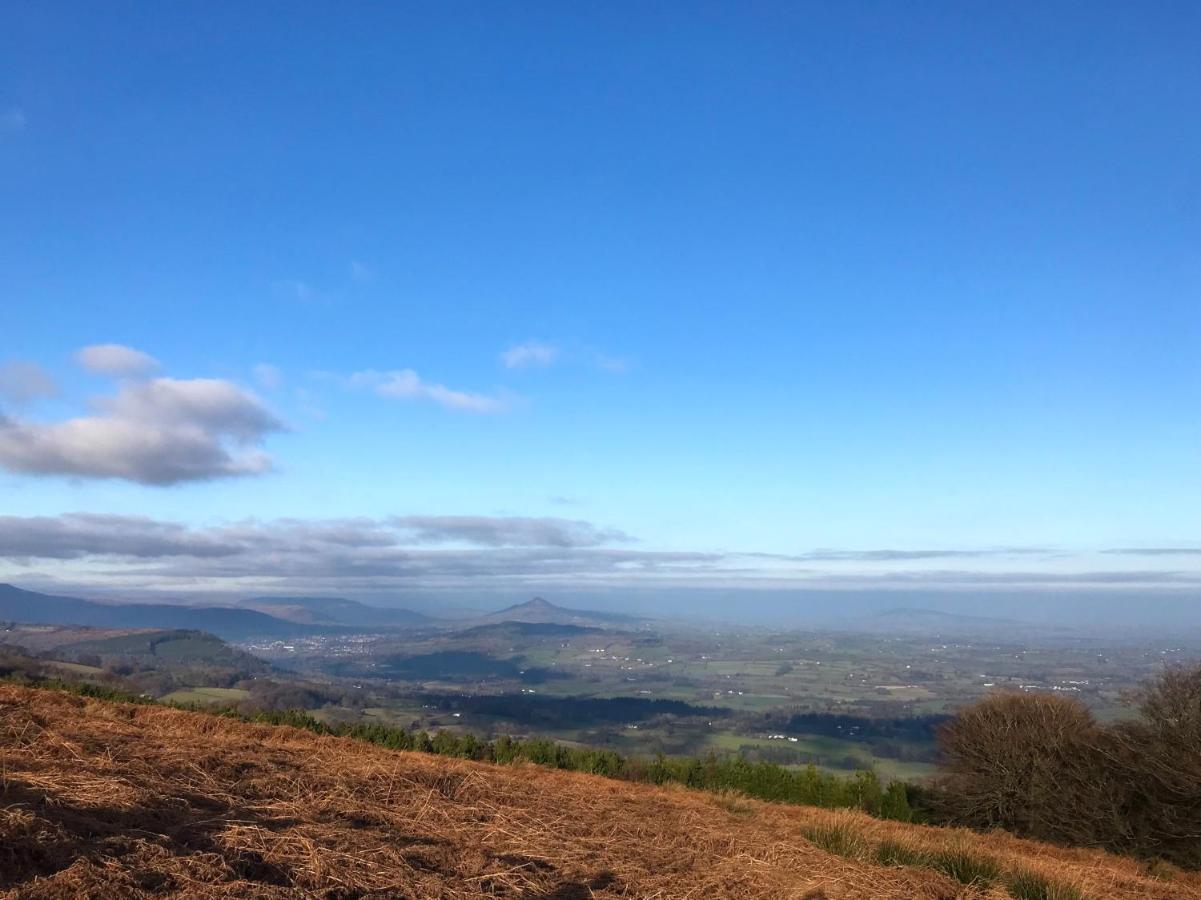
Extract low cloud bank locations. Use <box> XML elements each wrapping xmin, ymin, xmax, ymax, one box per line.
<box><xmin>0</xmin><ymin>513</ymin><xmax>1195</xmax><ymax>599</ymax></box>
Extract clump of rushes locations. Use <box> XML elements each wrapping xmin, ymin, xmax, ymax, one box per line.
<box><xmin>925</xmin><ymin>847</ymin><xmax>1001</xmax><ymax>886</ymax></box>
<box><xmin>873</xmin><ymin>839</ymin><xmax>932</xmax><ymax>868</ymax></box>
<box><xmin>1003</xmin><ymin>867</ymin><xmax>1084</xmax><ymax>900</ymax></box>
<box><xmin>874</xmin><ymin>838</ymin><xmax>1081</xmax><ymax>900</ymax></box>
<box><xmin>801</xmin><ymin>821</ymin><xmax>868</xmax><ymax>860</ymax></box>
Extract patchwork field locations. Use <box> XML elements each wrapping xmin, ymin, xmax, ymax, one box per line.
<box><xmin>238</xmin><ymin>619</ymin><xmax>1198</xmax><ymax>784</ymax></box>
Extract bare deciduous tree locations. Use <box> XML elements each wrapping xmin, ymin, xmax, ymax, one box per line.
<box><xmin>935</xmin><ymin>664</ymin><xmax>1201</xmax><ymax>868</ymax></box>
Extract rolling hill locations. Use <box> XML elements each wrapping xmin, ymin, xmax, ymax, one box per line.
<box><xmin>1</xmin><ymin>682</ymin><xmax>1192</xmax><ymax>899</ymax></box>
<box><xmin>0</xmin><ymin>624</ymin><xmax>268</xmax><ymax>671</ymax></box>
<box><xmin>0</xmin><ymin>584</ymin><xmax>333</xmax><ymax>641</ymax></box>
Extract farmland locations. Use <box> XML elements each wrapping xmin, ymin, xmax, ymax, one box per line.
<box><xmin>239</xmin><ymin>611</ymin><xmax>1197</xmax><ymax>781</ymax></box>
<box><xmin>9</xmin><ymin>601</ymin><xmax>1195</xmax><ymax>785</ymax></box>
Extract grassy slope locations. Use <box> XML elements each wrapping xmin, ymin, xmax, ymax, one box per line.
<box><xmin>0</xmin><ymin>684</ymin><xmax>1193</xmax><ymax>900</ymax></box>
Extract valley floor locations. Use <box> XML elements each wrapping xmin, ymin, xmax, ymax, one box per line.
<box><xmin>0</xmin><ymin>684</ymin><xmax>1193</xmax><ymax>899</ymax></box>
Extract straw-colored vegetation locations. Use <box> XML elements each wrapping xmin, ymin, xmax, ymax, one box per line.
<box><xmin>1</xmin><ymin>684</ymin><xmax>1196</xmax><ymax>899</ymax></box>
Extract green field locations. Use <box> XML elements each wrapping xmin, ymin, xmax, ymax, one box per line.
<box><xmin>160</xmin><ymin>687</ymin><xmax>252</xmax><ymax>705</ymax></box>
<box><xmin>42</xmin><ymin>660</ymin><xmax>105</xmax><ymax>676</ymax></box>
<box><xmin>704</xmin><ymin>730</ymin><xmax>937</xmax><ymax>781</ymax></box>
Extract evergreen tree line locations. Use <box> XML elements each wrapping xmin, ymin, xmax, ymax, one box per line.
<box><xmin>411</xmin><ymin>691</ymin><xmax>728</xmax><ymax>727</ymax></box>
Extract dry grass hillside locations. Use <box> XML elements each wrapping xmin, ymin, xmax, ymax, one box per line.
<box><xmin>1</xmin><ymin>684</ymin><xmax>1195</xmax><ymax>899</ymax></box>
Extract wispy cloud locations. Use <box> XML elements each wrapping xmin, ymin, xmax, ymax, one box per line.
<box><xmin>273</xmin><ymin>280</ymin><xmax>314</xmax><ymax>302</ymax></box>
<box><xmin>391</xmin><ymin>515</ymin><xmax>632</xmax><ymax>547</ymax></box>
<box><xmin>349</xmin><ymin>260</ymin><xmax>374</xmax><ymax>284</ymax></box>
<box><xmin>499</xmin><ymin>341</ymin><xmax>633</xmax><ymax>375</ymax></box>
<box><xmin>593</xmin><ymin>353</ymin><xmax>632</xmax><ymax>374</ymax></box>
<box><xmin>350</xmin><ymin>369</ymin><xmax>513</xmax><ymax>413</ymax></box>
<box><xmin>76</xmin><ymin>344</ymin><xmax>160</xmax><ymax>377</ymax></box>
<box><xmin>815</xmin><ymin>569</ymin><xmax>1201</xmax><ymax>586</ymax></box>
<box><xmin>253</xmin><ymin>363</ymin><xmax>283</xmax><ymax>390</ymax></box>
<box><xmin>1103</xmin><ymin>547</ymin><xmax>1201</xmax><ymax>556</ymax></box>
<box><xmin>0</xmin><ymin>514</ymin><xmax>637</xmax><ymax>562</ymax></box>
<box><xmin>501</xmin><ymin>341</ymin><xmax>559</xmax><ymax>369</ymax></box>
<box><xmin>773</xmin><ymin>547</ymin><xmax>1052</xmax><ymax>562</ymax></box>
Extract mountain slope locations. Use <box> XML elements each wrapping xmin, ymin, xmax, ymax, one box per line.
<box><xmin>241</xmin><ymin>595</ymin><xmax>432</xmax><ymax>627</ymax></box>
<box><xmin>0</xmin><ymin>583</ymin><xmax>330</xmax><ymax>640</ymax></box>
<box><xmin>476</xmin><ymin>596</ymin><xmax>641</xmax><ymax>628</ymax></box>
<box><xmin>1</xmin><ymin>684</ymin><xmax>1191</xmax><ymax>899</ymax></box>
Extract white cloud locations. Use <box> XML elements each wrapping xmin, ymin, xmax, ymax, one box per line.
<box><xmin>4</xmin><ymin>512</ymin><xmax>1180</xmax><ymax>601</ymax></box>
<box><xmin>0</xmin><ymin>512</ymin><xmax>716</xmax><ymax>594</ymax></box>
<box><xmin>76</xmin><ymin>344</ymin><xmax>160</xmax><ymax>377</ymax></box>
<box><xmin>0</xmin><ymin>376</ymin><xmax>282</xmax><ymax>485</ymax></box>
<box><xmin>392</xmin><ymin>515</ymin><xmax>632</xmax><ymax>547</ymax></box>
<box><xmin>293</xmin><ymin>386</ymin><xmax>326</xmax><ymax>420</ymax></box>
<box><xmin>0</xmin><ymin>361</ymin><xmax>58</xmax><ymax>404</ymax></box>
<box><xmin>501</xmin><ymin>341</ymin><xmax>559</xmax><ymax>369</ymax></box>
<box><xmin>349</xmin><ymin>260</ymin><xmax>374</xmax><ymax>283</ymax></box>
<box><xmin>0</xmin><ymin>108</ymin><xmax>25</xmax><ymax>134</ymax></box>
<box><xmin>273</xmin><ymin>280</ymin><xmax>314</xmax><ymax>301</ymax></box>
<box><xmin>0</xmin><ymin>512</ymin><xmax>640</xmax><ymax>563</ymax></box>
<box><xmin>0</xmin><ymin>509</ymin><xmax>1193</xmax><ymax>610</ymax></box>
<box><xmin>594</xmin><ymin>353</ymin><xmax>632</xmax><ymax>374</ymax></box>
<box><xmin>500</xmin><ymin>341</ymin><xmax>630</xmax><ymax>374</ymax></box>
<box><xmin>253</xmin><ymin>363</ymin><xmax>283</xmax><ymax>390</ymax></box>
<box><xmin>351</xmin><ymin>369</ymin><xmax>512</xmax><ymax>413</ymax></box>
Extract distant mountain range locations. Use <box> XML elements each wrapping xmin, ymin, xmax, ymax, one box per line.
<box><xmin>0</xmin><ymin>584</ymin><xmax>335</xmax><ymax>641</ymax></box>
<box><xmin>861</xmin><ymin>607</ymin><xmax>1032</xmax><ymax>635</ymax></box>
<box><xmin>0</xmin><ymin>585</ymin><xmax>633</xmax><ymax>640</ymax></box>
<box><xmin>874</xmin><ymin>607</ymin><xmax>1017</xmax><ymax>625</ymax></box>
<box><xmin>238</xmin><ymin>596</ymin><xmax>432</xmax><ymax>628</ymax></box>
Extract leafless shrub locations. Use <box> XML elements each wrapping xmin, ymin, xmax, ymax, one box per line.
<box><xmin>936</xmin><ymin>664</ymin><xmax>1201</xmax><ymax>869</ymax></box>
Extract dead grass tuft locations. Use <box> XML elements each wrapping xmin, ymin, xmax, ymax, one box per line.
<box><xmin>874</xmin><ymin>839</ymin><xmax>933</xmax><ymax>868</ymax></box>
<box><xmin>1004</xmin><ymin>866</ymin><xmax>1084</xmax><ymax>900</ymax></box>
<box><xmin>925</xmin><ymin>844</ymin><xmax>1001</xmax><ymax>887</ymax></box>
<box><xmin>801</xmin><ymin>816</ymin><xmax>870</xmax><ymax>861</ymax></box>
<box><xmin>712</xmin><ymin>788</ymin><xmax>757</xmax><ymax>818</ymax></box>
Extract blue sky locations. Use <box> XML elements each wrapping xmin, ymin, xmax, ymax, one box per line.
<box><xmin>1</xmin><ymin>3</ymin><xmax>1199</xmax><ymax>615</ymax></box>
